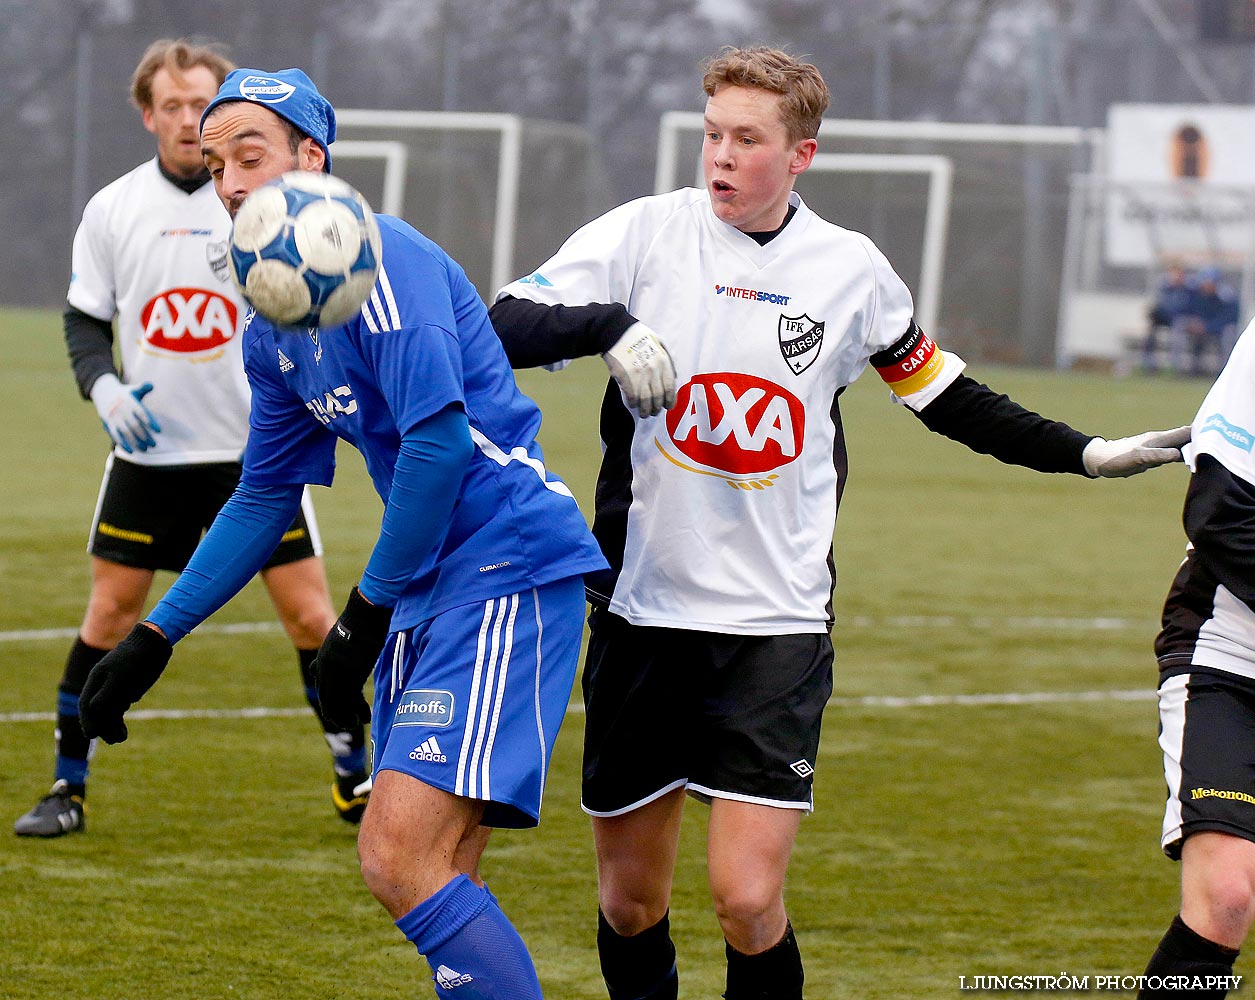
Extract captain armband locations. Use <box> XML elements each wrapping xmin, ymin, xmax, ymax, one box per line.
<box><xmin>869</xmin><ymin>322</ymin><xmax>955</xmax><ymax>407</ymax></box>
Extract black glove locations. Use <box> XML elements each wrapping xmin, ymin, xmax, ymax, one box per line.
<box><xmin>79</xmin><ymin>623</ymin><xmax>173</xmax><ymax>744</ymax></box>
<box><xmin>313</xmin><ymin>586</ymin><xmax>393</xmax><ymax>730</ymax></box>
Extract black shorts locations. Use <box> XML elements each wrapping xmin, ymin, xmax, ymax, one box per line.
<box><xmin>88</xmin><ymin>456</ymin><xmax>320</xmax><ymax>573</ymax></box>
<box><xmin>580</xmin><ymin>606</ymin><xmax>833</xmax><ymax>816</ymax></box>
<box><xmin>1157</xmin><ymin>667</ymin><xmax>1255</xmax><ymax>859</ymax></box>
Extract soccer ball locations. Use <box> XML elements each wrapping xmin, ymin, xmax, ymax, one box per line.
<box><xmin>229</xmin><ymin>171</ymin><xmax>383</xmax><ymax>329</ymax></box>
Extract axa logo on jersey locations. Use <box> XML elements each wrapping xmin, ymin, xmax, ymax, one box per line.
<box><xmin>141</xmin><ymin>288</ymin><xmax>238</xmax><ymax>353</ymax></box>
<box><xmin>664</xmin><ymin>372</ymin><xmax>805</xmax><ymax>475</ymax></box>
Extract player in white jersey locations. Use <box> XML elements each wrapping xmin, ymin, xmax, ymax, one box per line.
<box><xmin>489</xmin><ymin>46</ymin><xmax>1191</xmax><ymax>1000</ymax></box>
<box><xmin>12</xmin><ymin>39</ymin><xmax>368</xmax><ymax>840</ymax></box>
<box><xmin>1137</xmin><ymin>319</ymin><xmax>1255</xmax><ymax>999</ymax></box>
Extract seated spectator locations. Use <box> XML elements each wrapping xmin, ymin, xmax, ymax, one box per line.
<box><xmin>1174</xmin><ymin>267</ymin><xmax>1240</xmax><ymax>376</ymax></box>
<box><xmin>1143</xmin><ymin>263</ymin><xmax>1194</xmax><ymax>373</ymax></box>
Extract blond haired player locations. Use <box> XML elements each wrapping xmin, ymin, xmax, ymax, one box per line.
<box><xmin>490</xmin><ymin>46</ymin><xmax>1190</xmax><ymax>999</ymax></box>
<box><xmin>14</xmin><ymin>39</ymin><xmax>366</xmax><ymax>838</ymax></box>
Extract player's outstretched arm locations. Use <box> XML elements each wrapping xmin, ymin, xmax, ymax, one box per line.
<box><xmin>1080</xmin><ymin>426</ymin><xmax>1191</xmax><ymax>478</ymax></box>
<box><xmin>913</xmin><ymin>375</ymin><xmax>1188</xmax><ymax>476</ymax></box>
<box><xmin>79</xmin><ymin>480</ymin><xmax>305</xmax><ymax>743</ymax></box>
<box><xmin>489</xmin><ymin>296</ymin><xmax>677</xmax><ymax>417</ymax></box>
<box><xmin>490</xmin><ymin>295</ymin><xmax>633</xmax><ymax>367</ymax></box>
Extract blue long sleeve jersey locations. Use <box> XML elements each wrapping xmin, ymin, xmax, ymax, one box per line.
<box><xmin>149</xmin><ymin>214</ymin><xmax>605</xmax><ymax>643</ymax></box>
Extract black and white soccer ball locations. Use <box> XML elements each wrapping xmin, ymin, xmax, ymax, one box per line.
<box><xmin>229</xmin><ymin>171</ymin><xmax>382</xmax><ymax>328</ymax></box>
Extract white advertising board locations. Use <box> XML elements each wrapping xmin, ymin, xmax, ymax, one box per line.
<box><xmin>1105</xmin><ymin>103</ymin><xmax>1255</xmax><ymax>266</ymax></box>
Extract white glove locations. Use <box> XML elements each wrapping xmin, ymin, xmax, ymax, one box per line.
<box><xmin>90</xmin><ymin>373</ymin><xmax>161</xmax><ymax>454</ymax></box>
<box><xmin>602</xmin><ymin>322</ymin><xmax>677</xmax><ymax>418</ymax></box>
<box><xmin>1081</xmin><ymin>425</ymin><xmax>1190</xmax><ymax>478</ymax></box>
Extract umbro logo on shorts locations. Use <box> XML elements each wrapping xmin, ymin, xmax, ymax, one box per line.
<box><xmin>790</xmin><ymin>759</ymin><xmax>814</xmax><ymax>778</ymax></box>
<box><xmin>409</xmin><ymin>736</ymin><xmax>448</xmax><ymax>763</ymax></box>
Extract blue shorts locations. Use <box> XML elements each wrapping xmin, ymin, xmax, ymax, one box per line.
<box><xmin>371</xmin><ymin>576</ymin><xmax>586</xmax><ymax>829</ymax></box>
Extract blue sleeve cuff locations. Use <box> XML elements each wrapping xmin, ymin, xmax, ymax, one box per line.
<box><xmin>358</xmin><ymin>405</ymin><xmax>473</xmax><ymax>607</ymax></box>
<box><xmin>148</xmin><ymin>481</ymin><xmax>305</xmax><ymax>643</ymax></box>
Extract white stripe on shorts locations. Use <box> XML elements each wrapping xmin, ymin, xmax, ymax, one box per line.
<box><xmin>531</xmin><ymin>589</ymin><xmax>548</xmax><ymax>810</ymax></box>
<box><xmin>479</xmin><ymin>594</ymin><xmax>518</xmax><ymax>802</ymax></box>
<box><xmin>1158</xmin><ymin>672</ymin><xmax>1190</xmax><ymax>851</ymax></box>
<box><xmin>87</xmin><ymin>454</ymin><xmax>117</xmax><ymax>554</ymax></box>
<box><xmin>298</xmin><ymin>486</ymin><xmax>324</xmax><ymax>557</ymax></box>
<box><xmin>456</xmin><ymin>595</ymin><xmax>519</xmax><ymax>801</ymax></box>
<box><xmin>389</xmin><ymin>630</ymin><xmax>407</xmax><ymax>705</ymax></box>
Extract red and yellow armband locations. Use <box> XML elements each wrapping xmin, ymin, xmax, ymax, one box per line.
<box><xmin>870</xmin><ymin>322</ymin><xmax>956</xmax><ymax>404</ymax></box>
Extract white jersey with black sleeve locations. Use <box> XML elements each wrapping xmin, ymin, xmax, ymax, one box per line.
<box><xmin>67</xmin><ymin>158</ymin><xmax>249</xmax><ymax>466</ymax></box>
<box><xmin>1156</xmin><ymin>318</ymin><xmax>1255</xmax><ymax>680</ymax></box>
<box><xmin>497</xmin><ymin>188</ymin><xmax>966</xmax><ymax>635</ymax></box>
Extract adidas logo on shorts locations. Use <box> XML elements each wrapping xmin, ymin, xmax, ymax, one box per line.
<box><xmin>408</xmin><ymin>736</ymin><xmax>448</xmax><ymax>763</ymax></box>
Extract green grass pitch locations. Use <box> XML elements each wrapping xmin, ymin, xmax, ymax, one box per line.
<box><xmin>0</xmin><ymin>305</ymin><xmax>1227</xmax><ymax>998</ymax></box>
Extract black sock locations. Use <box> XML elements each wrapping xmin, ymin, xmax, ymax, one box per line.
<box><xmin>53</xmin><ymin>637</ymin><xmax>109</xmax><ymax>793</ymax></box>
<box><xmin>597</xmin><ymin>909</ymin><xmax>678</xmax><ymax>1000</ymax></box>
<box><xmin>1138</xmin><ymin>914</ymin><xmax>1240</xmax><ymax>999</ymax></box>
<box><xmin>724</xmin><ymin>922</ymin><xmax>804</xmax><ymax>1000</ymax></box>
<box><xmin>298</xmin><ymin>648</ymin><xmax>366</xmax><ymax>771</ymax></box>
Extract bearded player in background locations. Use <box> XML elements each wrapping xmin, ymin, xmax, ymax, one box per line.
<box><xmin>13</xmin><ymin>38</ymin><xmax>367</xmax><ymax>839</ymax></box>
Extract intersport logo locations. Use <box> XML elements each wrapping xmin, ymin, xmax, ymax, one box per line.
<box><xmin>664</xmin><ymin>372</ymin><xmax>805</xmax><ymax>475</ymax></box>
<box><xmin>141</xmin><ymin>288</ymin><xmax>238</xmax><ymax>353</ymax></box>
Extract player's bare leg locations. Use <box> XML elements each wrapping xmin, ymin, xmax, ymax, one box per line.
<box><xmin>707</xmin><ymin>798</ymin><xmax>798</xmax><ymax>952</ymax></box>
<box><xmin>1139</xmin><ymin>832</ymin><xmax>1250</xmax><ymax>999</ymax></box>
<box><xmin>358</xmin><ymin>769</ymin><xmax>486</xmax><ymax>915</ymax></box>
<box><xmin>261</xmin><ymin>557</ymin><xmax>370</xmax><ymax>822</ymax></box>
<box><xmin>707</xmin><ymin>798</ymin><xmax>805</xmax><ymax>1000</ymax></box>
<box><xmin>81</xmin><ymin>558</ymin><xmax>155</xmax><ymax>647</ymax></box>
<box><xmin>260</xmin><ymin>556</ymin><xmax>336</xmax><ymax>649</ymax></box>
<box><xmin>359</xmin><ymin>769</ymin><xmax>543</xmax><ymax>998</ymax></box>
<box><xmin>1182</xmin><ymin>832</ymin><xmax>1255</xmax><ymax>948</ymax></box>
<box><xmin>454</xmin><ymin>823</ymin><xmax>492</xmax><ymax>887</ymax></box>
<box><xmin>591</xmin><ymin>787</ymin><xmax>685</xmax><ymax>999</ymax></box>
<box><xmin>593</xmin><ymin>788</ymin><xmax>685</xmax><ymax>933</ymax></box>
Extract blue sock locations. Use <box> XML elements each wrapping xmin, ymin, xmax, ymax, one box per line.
<box><xmin>330</xmin><ymin>743</ymin><xmax>367</xmax><ymax>776</ymax></box>
<box><xmin>395</xmin><ymin>874</ymin><xmax>543</xmax><ymax>999</ymax></box>
<box><xmin>55</xmin><ymin>689</ymin><xmax>90</xmax><ymax>787</ymax></box>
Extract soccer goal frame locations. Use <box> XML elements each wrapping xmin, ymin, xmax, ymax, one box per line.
<box><xmin>335</xmin><ymin>111</ymin><xmax>602</xmax><ymax>297</ymax></box>
<box><xmin>656</xmin><ymin>112</ymin><xmax>1105</xmax><ymax>345</ymax></box>
<box><xmin>336</xmin><ymin>110</ymin><xmax>525</xmax><ymax>294</ymax></box>
<box><xmin>330</xmin><ymin>140</ymin><xmax>409</xmax><ymax>218</ymax></box>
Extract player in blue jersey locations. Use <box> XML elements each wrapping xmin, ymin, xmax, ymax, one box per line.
<box><xmin>75</xmin><ymin>67</ymin><xmax>608</xmax><ymax>1000</ymax></box>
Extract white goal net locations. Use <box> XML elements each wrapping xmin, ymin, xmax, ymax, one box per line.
<box><xmin>333</xmin><ymin>111</ymin><xmax>615</xmax><ymax>300</ymax></box>
<box><xmin>656</xmin><ymin>113</ymin><xmax>1101</xmax><ymax>366</ymax></box>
